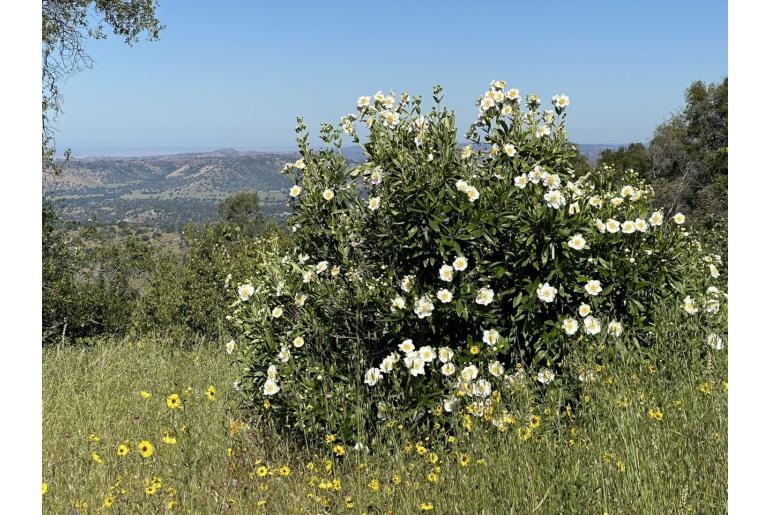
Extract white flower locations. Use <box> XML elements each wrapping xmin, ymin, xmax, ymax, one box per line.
<box><xmin>382</xmin><ymin>110</ymin><xmax>400</xmax><ymax>127</ymax></box>
<box><xmin>439</xmin><ymin>264</ymin><xmax>454</xmax><ymax>282</ymax></box>
<box><xmin>399</xmin><ymin>339</ymin><xmax>415</xmax><ymax>353</ymax></box>
<box><xmin>461</xmin><ymin>364</ymin><xmax>479</xmax><ymax>383</ymax></box>
<box><xmin>552</xmin><ymin>94</ymin><xmax>570</xmax><ymax>108</ymax></box>
<box><xmin>611</xmin><ymin>197</ymin><xmax>624</xmax><ymax>207</ymax></box>
<box><xmin>683</xmin><ymin>295</ymin><xmax>698</xmax><ymax>315</ymax></box>
<box><xmin>263</xmin><ymin>379</ymin><xmax>280</xmax><ymax>396</ymax></box>
<box><xmin>294</xmin><ymin>158</ymin><xmax>306</xmax><ymax>170</ymax></box>
<box><xmin>357</xmin><ymin>95</ymin><xmax>371</xmax><ymax>108</ymax></box>
<box><xmin>482</xmin><ymin>329</ymin><xmax>500</xmax><ymax>345</ymax></box>
<box><xmin>536</xmin><ymin>368</ymin><xmax>555</xmax><ymax>384</ymax></box>
<box><xmin>584</xmin><ymin>280</ymin><xmax>603</xmax><ymax>296</ymax></box>
<box><xmin>707</xmin><ymin>333</ymin><xmax>724</xmax><ymax>351</ymax></box>
<box><xmin>289</xmin><ymin>185</ymin><xmax>302</xmax><ymax>197</ymax></box>
<box><xmin>568</xmin><ymin>202</ymin><xmax>580</xmax><ymax>215</ymax></box>
<box><xmin>364</xmin><ymin>367</ymin><xmax>383</xmax><ymax>386</ymax></box>
<box><xmin>225</xmin><ymin>339</ymin><xmax>236</xmax><ymax>354</ymax></box>
<box><xmin>589</xmin><ymin>196</ymin><xmax>603</xmax><ymax>208</ymax></box>
<box><xmin>649</xmin><ymin>211</ymin><xmax>664</xmax><ymax>226</ymax></box>
<box><xmin>461</xmin><ymin>146</ymin><xmax>473</xmax><ymax>159</ymax></box>
<box><xmin>455</xmin><ymin>179</ymin><xmax>470</xmax><ymax>193</ymax></box>
<box><xmin>383</xmin><ymin>95</ymin><xmax>395</xmax><ymax>109</ymax></box>
<box><xmin>418</xmin><ymin>346</ymin><xmax>437</xmax><ymax>362</ymax></box>
<box><xmin>436</xmin><ymin>288</ymin><xmax>453</xmax><ymax>303</ymax></box>
<box><xmin>452</xmin><ymin>256</ymin><xmax>468</xmax><ymax>271</ymax></box>
<box><xmin>568</xmin><ymin>234</ymin><xmax>586</xmax><ymax>251</ymax></box>
<box><xmin>401</xmin><ymin>275</ymin><xmax>415</xmax><ymax>292</ymax></box>
<box><xmin>543</xmin><ymin>173</ymin><xmax>561</xmax><ymax>189</ymax></box>
<box><xmin>316</xmin><ymin>260</ymin><xmax>329</xmax><ymax>273</ymax></box>
<box><xmin>608</xmin><ymin>320</ymin><xmax>623</xmax><ymax>337</ymax></box>
<box><xmin>277</xmin><ymin>346</ymin><xmax>291</xmax><ymax>362</ymax></box>
<box><xmin>709</xmin><ymin>264</ymin><xmax>720</xmax><ymax>278</ymax></box>
<box><xmin>504</xmin><ymin>143</ymin><xmax>517</xmax><ymax>157</ymax></box>
<box><xmin>414</xmin><ymin>295</ymin><xmax>435</xmax><ymax>318</ymax></box>
<box><xmin>594</xmin><ymin>219</ymin><xmax>606</xmax><ymax>233</ymax></box>
<box><xmin>578</xmin><ymin>303</ymin><xmax>591</xmax><ymax>317</ymax></box>
<box><xmin>322</xmin><ymin>189</ymin><xmax>335</xmax><ymax>201</ymax></box>
<box><xmin>370</xmin><ymin>168</ymin><xmax>383</xmax><ymax>185</ymax></box>
<box><xmin>368</xmin><ymin>196</ymin><xmax>381</xmax><ymax>211</ymax></box>
<box><xmin>302</xmin><ymin>270</ymin><xmax>316</xmax><ymax>283</ymax></box>
<box><xmin>267</xmin><ymin>364</ymin><xmax>278</xmax><ymax>380</ymax></box>
<box><xmin>506</xmin><ymin>88</ymin><xmax>520</xmax><ymax>100</ymax></box>
<box><xmin>634</xmin><ymin>218</ymin><xmax>649</xmax><ymax>232</ymax></box>
<box><xmin>536</xmin><ymin>125</ymin><xmax>551</xmax><ymax>138</ymax></box>
<box><xmin>441</xmin><ymin>362</ymin><xmax>456</xmax><ymax>376</ymax></box>
<box><xmin>514</xmin><ymin>174</ymin><xmax>528</xmax><ymax>188</ymax></box>
<box><xmin>674</xmin><ymin>212</ymin><xmax>686</xmax><ymax>224</ymax></box>
<box><xmin>562</xmin><ymin>318</ymin><xmax>579</xmax><ymax>335</ymax></box>
<box><xmin>480</xmin><ymin>96</ymin><xmax>495</xmax><ymax>111</ymax></box>
<box><xmin>606</xmin><ymin>219</ymin><xmax>621</xmax><ymax>233</ymax></box>
<box><xmin>331</xmin><ymin>266</ymin><xmax>340</xmax><ymax>277</ymax></box>
<box><xmin>501</xmin><ymin>104</ymin><xmax>513</xmax><ymax>116</ymax></box>
<box><xmin>620</xmin><ymin>185</ymin><xmax>635</xmax><ymax>198</ymax></box>
<box><xmin>621</xmin><ymin>220</ymin><xmax>636</xmax><ymax>234</ymax></box>
<box><xmin>292</xmin><ymin>336</ymin><xmax>305</xmax><ymax>348</ymax></box>
<box><xmin>705</xmin><ymin>298</ymin><xmax>720</xmax><ymax>314</ymax></box>
<box><xmin>528</xmin><ymin>165</ymin><xmax>544</xmax><ymax>183</ymax></box>
<box><xmin>543</xmin><ymin>190</ymin><xmax>566</xmax><ymax>209</ymax></box>
<box><xmin>466</xmin><ymin>186</ymin><xmax>480</xmax><ymax>202</ymax></box>
<box><xmin>472</xmin><ymin>379</ymin><xmax>492</xmax><ymax>398</ymax></box>
<box><xmin>271</xmin><ymin>306</ymin><xmax>284</xmax><ymax>318</ymax></box>
<box><xmin>404</xmin><ymin>353</ymin><xmax>425</xmax><ymax>376</ymax></box>
<box><xmin>488</xmin><ymin>361</ymin><xmax>505</xmax><ymax>378</ymax></box>
<box><xmin>295</xmin><ymin>293</ymin><xmax>307</xmax><ymax>306</ymax></box>
<box><xmin>438</xmin><ymin>347</ymin><xmax>454</xmax><ymax>363</ymax></box>
<box><xmin>379</xmin><ymin>353</ymin><xmax>398</xmax><ymax>373</ymax></box>
<box><xmin>475</xmin><ymin>287</ymin><xmax>495</xmax><ymax>306</ymax></box>
<box><xmin>238</xmin><ymin>283</ymin><xmax>255</xmax><ymax>301</ymax></box>
<box><xmin>536</xmin><ymin>282</ymin><xmax>557</xmax><ymax>303</ymax></box>
<box><xmin>583</xmin><ymin>316</ymin><xmax>601</xmax><ymax>335</ymax></box>
<box><xmin>391</xmin><ymin>296</ymin><xmax>406</xmax><ymax>310</ymax></box>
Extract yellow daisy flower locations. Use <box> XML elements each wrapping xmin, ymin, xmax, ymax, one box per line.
<box><xmin>166</xmin><ymin>393</ymin><xmax>182</xmax><ymax>410</ymax></box>
<box><xmin>137</xmin><ymin>440</ymin><xmax>154</xmax><ymax>458</ymax></box>
<box><xmin>116</xmin><ymin>443</ymin><xmax>130</xmax><ymax>457</ymax></box>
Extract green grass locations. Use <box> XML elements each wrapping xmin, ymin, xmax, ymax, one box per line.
<box><xmin>43</xmin><ymin>334</ymin><xmax>727</xmax><ymax>514</ymax></box>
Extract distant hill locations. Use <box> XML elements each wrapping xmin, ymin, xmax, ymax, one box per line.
<box><xmin>45</xmin><ymin>145</ymin><xmax>623</xmax><ymax>230</ymax></box>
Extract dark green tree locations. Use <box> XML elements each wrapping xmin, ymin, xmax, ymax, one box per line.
<box><xmin>43</xmin><ymin>0</ymin><xmax>163</xmax><ymax>172</ymax></box>
<box><xmin>218</xmin><ymin>191</ymin><xmax>267</xmax><ymax>237</ymax></box>
<box><xmin>648</xmin><ymin>78</ymin><xmax>728</xmax><ymax>225</ymax></box>
<box><xmin>598</xmin><ymin>143</ymin><xmax>652</xmax><ymax>177</ymax></box>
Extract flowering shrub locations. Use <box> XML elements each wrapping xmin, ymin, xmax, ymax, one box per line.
<box><xmin>229</xmin><ymin>81</ymin><xmax>726</xmax><ymax>442</ymax></box>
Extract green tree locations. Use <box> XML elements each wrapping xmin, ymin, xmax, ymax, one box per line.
<box><xmin>648</xmin><ymin>79</ymin><xmax>728</xmax><ymax>225</ymax></box>
<box><xmin>598</xmin><ymin>143</ymin><xmax>652</xmax><ymax>177</ymax></box>
<box><xmin>42</xmin><ymin>0</ymin><xmax>163</xmax><ymax>172</ymax></box>
<box><xmin>218</xmin><ymin>191</ymin><xmax>268</xmax><ymax>237</ymax></box>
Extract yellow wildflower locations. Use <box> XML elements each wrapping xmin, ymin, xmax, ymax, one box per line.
<box><xmin>166</xmin><ymin>393</ymin><xmax>182</xmax><ymax>410</ymax></box>
<box><xmin>137</xmin><ymin>440</ymin><xmax>154</xmax><ymax>458</ymax></box>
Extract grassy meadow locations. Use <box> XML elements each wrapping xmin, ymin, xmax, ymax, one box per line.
<box><xmin>43</xmin><ymin>325</ymin><xmax>727</xmax><ymax>514</ymax></box>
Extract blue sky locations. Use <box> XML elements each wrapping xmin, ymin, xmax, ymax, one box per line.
<box><xmin>55</xmin><ymin>0</ymin><xmax>726</xmax><ymax>155</ymax></box>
